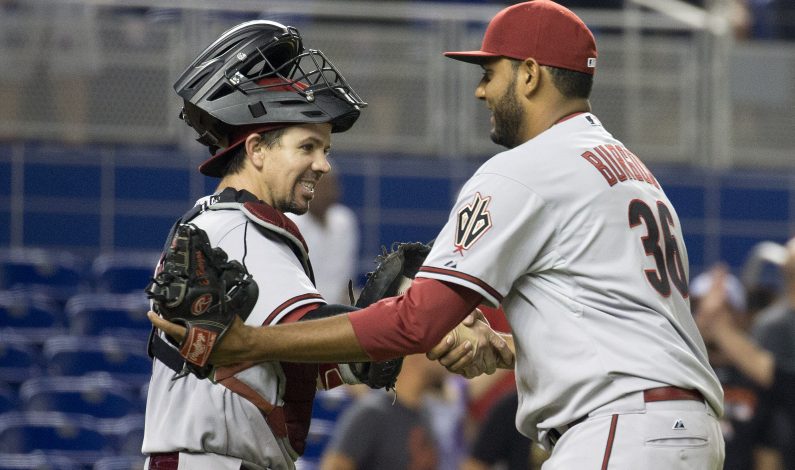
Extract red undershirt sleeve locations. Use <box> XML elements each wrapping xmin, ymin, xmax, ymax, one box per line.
<box><xmin>347</xmin><ymin>277</ymin><xmax>484</xmax><ymax>361</ymax></box>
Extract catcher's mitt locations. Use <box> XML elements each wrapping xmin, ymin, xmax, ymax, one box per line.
<box><xmin>145</xmin><ymin>223</ymin><xmax>258</xmax><ymax>379</ymax></box>
<box><xmin>349</xmin><ymin>241</ymin><xmax>432</xmax><ymax>390</ymax></box>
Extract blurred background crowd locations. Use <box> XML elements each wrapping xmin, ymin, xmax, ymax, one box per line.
<box><xmin>0</xmin><ymin>0</ymin><xmax>794</xmax><ymax>469</ymax></box>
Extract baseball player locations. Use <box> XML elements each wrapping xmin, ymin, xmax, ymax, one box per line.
<box><xmin>142</xmin><ymin>20</ymin><xmax>373</xmax><ymax>470</ymax></box>
<box><xmin>151</xmin><ymin>2</ymin><xmax>726</xmax><ymax>469</ymax></box>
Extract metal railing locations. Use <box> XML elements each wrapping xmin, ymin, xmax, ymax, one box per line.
<box><xmin>0</xmin><ymin>0</ymin><xmax>793</xmax><ymax>167</ymax></box>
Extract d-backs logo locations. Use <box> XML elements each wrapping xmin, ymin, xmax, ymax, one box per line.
<box><xmin>454</xmin><ymin>192</ymin><xmax>492</xmax><ymax>255</ymax></box>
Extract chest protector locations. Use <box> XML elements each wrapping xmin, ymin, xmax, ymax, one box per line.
<box><xmin>148</xmin><ymin>187</ymin><xmax>321</xmax><ymax>459</ymax></box>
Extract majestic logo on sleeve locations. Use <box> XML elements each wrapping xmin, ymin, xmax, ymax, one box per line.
<box><xmin>454</xmin><ymin>192</ymin><xmax>492</xmax><ymax>255</ymax></box>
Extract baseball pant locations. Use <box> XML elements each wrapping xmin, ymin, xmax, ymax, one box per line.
<box><xmin>145</xmin><ymin>452</ymin><xmax>271</xmax><ymax>470</ymax></box>
<box><xmin>542</xmin><ymin>389</ymin><xmax>724</xmax><ymax>470</ymax></box>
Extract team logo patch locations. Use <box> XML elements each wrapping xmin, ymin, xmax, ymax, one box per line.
<box><xmin>191</xmin><ymin>294</ymin><xmax>213</xmax><ymax>315</ymax></box>
<box><xmin>454</xmin><ymin>192</ymin><xmax>492</xmax><ymax>255</ymax></box>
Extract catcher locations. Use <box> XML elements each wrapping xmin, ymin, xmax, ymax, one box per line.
<box><xmin>141</xmin><ymin>20</ymin><xmax>460</xmax><ymax>470</ymax></box>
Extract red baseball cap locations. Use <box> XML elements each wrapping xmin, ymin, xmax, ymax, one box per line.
<box><xmin>198</xmin><ymin>78</ymin><xmax>308</xmax><ymax>177</ymax></box>
<box><xmin>198</xmin><ymin>122</ymin><xmax>289</xmax><ymax>177</ymax></box>
<box><xmin>444</xmin><ymin>0</ymin><xmax>597</xmax><ymax>75</ymax></box>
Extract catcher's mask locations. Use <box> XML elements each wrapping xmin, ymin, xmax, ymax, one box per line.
<box><xmin>173</xmin><ymin>20</ymin><xmax>367</xmax><ymax>177</ymax></box>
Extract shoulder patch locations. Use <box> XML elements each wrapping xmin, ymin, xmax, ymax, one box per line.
<box><xmin>454</xmin><ymin>192</ymin><xmax>492</xmax><ymax>255</ymax></box>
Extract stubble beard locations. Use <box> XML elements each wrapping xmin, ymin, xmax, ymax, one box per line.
<box><xmin>490</xmin><ymin>75</ymin><xmax>525</xmax><ymax>149</ymax></box>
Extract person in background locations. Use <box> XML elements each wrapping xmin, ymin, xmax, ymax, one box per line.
<box><xmin>461</xmin><ymin>390</ymin><xmax>551</xmax><ymax>470</ymax></box>
<box><xmin>691</xmin><ymin>266</ymin><xmax>781</xmax><ymax>470</ymax></box>
<box><xmin>747</xmin><ymin>237</ymin><xmax>795</xmax><ymax>469</ymax></box>
<box><xmin>319</xmin><ymin>354</ymin><xmax>446</xmax><ymax>470</ymax></box>
<box><xmin>288</xmin><ymin>171</ymin><xmax>361</xmax><ymax>305</ymax></box>
<box><xmin>696</xmin><ymin>264</ymin><xmax>795</xmax><ymax>470</ymax></box>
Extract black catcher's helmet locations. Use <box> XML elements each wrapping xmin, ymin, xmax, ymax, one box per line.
<box><xmin>173</xmin><ymin>20</ymin><xmax>366</xmax><ymax>176</ymax></box>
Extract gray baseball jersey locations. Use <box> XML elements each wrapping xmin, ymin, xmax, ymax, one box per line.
<box><xmin>416</xmin><ymin>113</ymin><xmax>723</xmax><ymax>445</ymax></box>
<box><xmin>143</xmin><ymin>194</ymin><xmax>323</xmax><ymax>469</ymax></box>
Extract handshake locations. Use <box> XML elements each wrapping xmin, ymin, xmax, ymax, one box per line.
<box><xmin>427</xmin><ymin>309</ymin><xmax>514</xmax><ymax>378</ymax></box>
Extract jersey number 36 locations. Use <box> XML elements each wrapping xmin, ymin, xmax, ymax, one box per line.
<box><xmin>628</xmin><ymin>199</ymin><xmax>689</xmax><ymax>299</ymax></box>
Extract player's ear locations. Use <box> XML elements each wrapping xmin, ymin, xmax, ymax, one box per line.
<box><xmin>519</xmin><ymin>58</ymin><xmax>541</xmax><ymax>96</ymax></box>
<box><xmin>245</xmin><ymin>133</ymin><xmax>265</xmax><ymax>169</ymax></box>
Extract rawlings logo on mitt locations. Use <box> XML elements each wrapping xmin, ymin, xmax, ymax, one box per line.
<box><xmin>145</xmin><ymin>223</ymin><xmax>259</xmax><ymax>379</ymax></box>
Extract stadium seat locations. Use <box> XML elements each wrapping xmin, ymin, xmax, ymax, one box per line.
<box><xmin>20</xmin><ymin>375</ymin><xmax>142</xmax><ymax>419</ymax></box>
<box><xmin>0</xmin><ymin>411</ymin><xmax>114</xmax><ymax>465</ymax></box>
<box><xmin>0</xmin><ymin>290</ymin><xmax>66</xmax><ymax>343</ymax></box>
<box><xmin>65</xmin><ymin>293</ymin><xmax>151</xmax><ymax>339</ymax></box>
<box><xmin>301</xmin><ymin>388</ymin><xmax>355</xmax><ymax>462</ymax></box>
<box><xmin>0</xmin><ymin>385</ymin><xmax>17</xmax><ymax>414</ymax></box>
<box><xmin>0</xmin><ymin>332</ymin><xmax>43</xmax><ymax>386</ymax></box>
<box><xmin>0</xmin><ymin>249</ymin><xmax>88</xmax><ymax>301</ymax></box>
<box><xmin>91</xmin><ymin>252</ymin><xmax>159</xmax><ymax>294</ymax></box>
<box><xmin>98</xmin><ymin>414</ymin><xmax>145</xmax><ymax>456</ymax></box>
<box><xmin>0</xmin><ymin>451</ymin><xmax>81</xmax><ymax>470</ymax></box>
<box><xmin>43</xmin><ymin>336</ymin><xmax>152</xmax><ymax>389</ymax></box>
<box><xmin>93</xmin><ymin>455</ymin><xmax>146</xmax><ymax>470</ymax></box>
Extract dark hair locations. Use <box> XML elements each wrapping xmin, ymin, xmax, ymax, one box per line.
<box><xmin>221</xmin><ymin>127</ymin><xmax>288</xmax><ymax>177</ymax></box>
<box><xmin>543</xmin><ymin>65</ymin><xmax>593</xmax><ymax>99</ymax></box>
<box><xmin>509</xmin><ymin>59</ymin><xmax>593</xmax><ymax>99</ymax></box>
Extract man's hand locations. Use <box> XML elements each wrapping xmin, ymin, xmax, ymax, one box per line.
<box><xmin>148</xmin><ymin>311</ymin><xmax>252</xmax><ymax>366</ymax></box>
<box><xmin>426</xmin><ymin>310</ymin><xmax>514</xmax><ymax>378</ymax></box>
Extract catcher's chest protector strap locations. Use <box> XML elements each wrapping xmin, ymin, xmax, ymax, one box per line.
<box><xmin>207</xmin><ymin>188</ymin><xmax>315</xmax><ymax>282</ymax></box>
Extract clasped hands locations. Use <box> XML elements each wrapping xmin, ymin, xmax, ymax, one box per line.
<box><xmin>426</xmin><ymin>309</ymin><xmax>514</xmax><ymax>378</ymax></box>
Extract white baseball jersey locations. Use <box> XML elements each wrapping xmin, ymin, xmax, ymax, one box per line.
<box><xmin>143</xmin><ymin>193</ymin><xmax>323</xmax><ymax>469</ymax></box>
<box><xmin>416</xmin><ymin>113</ymin><xmax>723</xmax><ymax>445</ymax></box>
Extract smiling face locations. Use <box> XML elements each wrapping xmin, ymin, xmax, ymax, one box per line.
<box><xmin>476</xmin><ymin>58</ymin><xmax>527</xmax><ymax>149</ymax></box>
<box><xmin>258</xmin><ymin>123</ymin><xmax>333</xmax><ymax>214</ymax></box>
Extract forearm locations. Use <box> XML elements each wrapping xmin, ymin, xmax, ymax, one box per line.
<box><xmin>712</xmin><ymin>322</ymin><xmax>774</xmax><ymax>388</ymax></box>
<box><xmin>210</xmin><ymin>314</ymin><xmax>369</xmax><ymax>365</ymax></box>
<box><xmin>348</xmin><ymin>278</ymin><xmax>483</xmax><ymax>361</ymax></box>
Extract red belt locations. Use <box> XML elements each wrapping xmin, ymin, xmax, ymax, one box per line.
<box><xmin>149</xmin><ymin>453</ymin><xmax>178</xmax><ymax>470</ymax></box>
<box><xmin>643</xmin><ymin>386</ymin><xmax>704</xmax><ymax>403</ymax></box>
<box><xmin>548</xmin><ymin>386</ymin><xmax>704</xmax><ymax>447</ymax></box>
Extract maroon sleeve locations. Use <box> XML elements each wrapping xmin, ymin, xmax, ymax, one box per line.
<box><xmin>348</xmin><ymin>277</ymin><xmax>484</xmax><ymax>361</ymax></box>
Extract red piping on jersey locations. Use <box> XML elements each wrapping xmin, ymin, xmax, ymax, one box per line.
<box><xmin>348</xmin><ymin>277</ymin><xmax>483</xmax><ymax>361</ymax></box>
<box><xmin>242</xmin><ymin>200</ymin><xmax>309</xmax><ymax>253</ymax></box>
<box><xmin>418</xmin><ymin>266</ymin><xmax>503</xmax><ymax>303</ymax></box>
<box><xmin>601</xmin><ymin>414</ymin><xmax>619</xmax><ymax>469</ymax></box>
<box><xmin>263</xmin><ymin>293</ymin><xmax>324</xmax><ymax>325</ymax></box>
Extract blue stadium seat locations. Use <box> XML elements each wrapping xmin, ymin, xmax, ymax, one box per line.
<box><xmin>0</xmin><ymin>249</ymin><xmax>88</xmax><ymax>301</ymax></box>
<box><xmin>311</xmin><ymin>388</ymin><xmax>354</xmax><ymax>422</ymax></box>
<box><xmin>301</xmin><ymin>388</ymin><xmax>355</xmax><ymax>462</ymax></box>
<box><xmin>91</xmin><ymin>252</ymin><xmax>159</xmax><ymax>294</ymax></box>
<box><xmin>98</xmin><ymin>414</ymin><xmax>144</xmax><ymax>456</ymax></box>
<box><xmin>43</xmin><ymin>336</ymin><xmax>152</xmax><ymax>389</ymax></box>
<box><xmin>0</xmin><ymin>290</ymin><xmax>66</xmax><ymax>343</ymax></box>
<box><xmin>0</xmin><ymin>385</ymin><xmax>17</xmax><ymax>414</ymax></box>
<box><xmin>0</xmin><ymin>332</ymin><xmax>43</xmax><ymax>386</ymax></box>
<box><xmin>93</xmin><ymin>455</ymin><xmax>146</xmax><ymax>470</ymax></box>
<box><xmin>20</xmin><ymin>375</ymin><xmax>142</xmax><ymax>419</ymax></box>
<box><xmin>0</xmin><ymin>411</ymin><xmax>114</xmax><ymax>465</ymax></box>
<box><xmin>65</xmin><ymin>293</ymin><xmax>151</xmax><ymax>339</ymax></box>
<box><xmin>0</xmin><ymin>452</ymin><xmax>81</xmax><ymax>470</ymax></box>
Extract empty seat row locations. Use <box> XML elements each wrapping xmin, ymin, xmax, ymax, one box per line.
<box><xmin>0</xmin><ymin>411</ymin><xmax>144</xmax><ymax>465</ymax></box>
<box><xmin>0</xmin><ymin>453</ymin><xmax>145</xmax><ymax>470</ymax></box>
<box><xmin>0</xmin><ymin>291</ymin><xmax>152</xmax><ymax>343</ymax></box>
<box><xmin>0</xmin><ymin>248</ymin><xmax>160</xmax><ymax>299</ymax></box>
<box><xmin>0</xmin><ymin>332</ymin><xmax>153</xmax><ymax>387</ymax></box>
